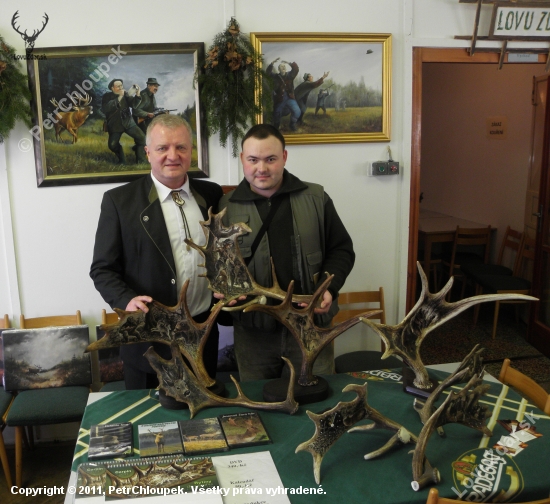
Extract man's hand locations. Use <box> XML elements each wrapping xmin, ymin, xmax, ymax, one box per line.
<box><xmin>126</xmin><ymin>295</ymin><xmax>153</xmax><ymax>313</ymax></box>
<box><xmin>147</xmin><ymin>112</ymin><xmax>155</xmax><ymax>118</ymax></box>
<box><xmin>271</xmin><ymin>57</ymin><xmax>280</xmax><ymax>65</ymax></box>
<box><xmin>323</xmin><ymin>71</ymin><xmax>330</xmax><ymax>78</ymax></box>
<box><xmin>213</xmin><ymin>292</ymin><xmax>247</xmax><ymax>307</ymax></box>
<box><xmin>299</xmin><ymin>290</ymin><xmax>332</xmax><ymax>314</ymax></box>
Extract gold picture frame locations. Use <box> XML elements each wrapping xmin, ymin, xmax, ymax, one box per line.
<box><xmin>250</xmin><ymin>32</ymin><xmax>391</xmax><ymax>145</ymax></box>
<box><xmin>27</xmin><ymin>42</ymin><xmax>208</xmax><ymax>187</ymax></box>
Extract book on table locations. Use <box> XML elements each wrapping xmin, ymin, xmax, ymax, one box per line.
<box><xmin>88</xmin><ymin>422</ymin><xmax>133</xmax><ymax>460</ymax></box>
<box><xmin>137</xmin><ymin>421</ymin><xmax>183</xmax><ymax>457</ymax></box>
<box><xmin>178</xmin><ymin>417</ymin><xmax>229</xmax><ymax>455</ymax></box>
<box><xmin>218</xmin><ymin>412</ymin><xmax>272</xmax><ymax>448</ymax></box>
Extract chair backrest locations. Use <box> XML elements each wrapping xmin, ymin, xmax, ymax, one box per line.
<box><xmin>496</xmin><ymin>226</ymin><xmax>523</xmax><ymax>267</ymax></box>
<box><xmin>0</xmin><ymin>314</ymin><xmax>9</xmax><ymax>329</ymax></box>
<box><xmin>101</xmin><ymin>309</ymin><xmax>119</xmax><ymax>325</ymax></box>
<box><xmin>499</xmin><ymin>358</ymin><xmax>550</xmax><ymax>414</ymax></box>
<box><xmin>20</xmin><ymin>311</ymin><xmax>82</xmax><ymax>329</ymax></box>
<box><xmin>451</xmin><ymin>225</ymin><xmax>492</xmax><ymax>264</ymax></box>
<box><xmin>332</xmin><ymin>287</ymin><xmax>386</xmax><ymax>325</ymax></box>
<box><xmin>427</xmin><ymin>488</ymin><xmax>550</xmax><ymax>504</ymax></box>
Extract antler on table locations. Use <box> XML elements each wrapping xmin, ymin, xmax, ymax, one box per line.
<box><xmin>245</xmin><ymin>275</ymin><xmax>381</xmax><ymax>386</ymax></box>
<box><xmin>411</xmin><ymin>373</ymin><xmax>492</xmax><ymax>491</ymax></box>
<box><xmin>87</xmin><ymin>280</ymin><xmax>222</xmax><ymax>387</ymax></box>
<box><xmin>145</xmin><ymin>342</ymin><xmax>299</xmax><ymax>418</ymax></box>
<box><xmin>362</xmin><ymin>262</ymin><xmax>537</xmax><ymax>391</ymax></box>
<box><xmin>296</xmin><ymin>383</ymin><xmax>416</xmax><ymax>484</ymax></box>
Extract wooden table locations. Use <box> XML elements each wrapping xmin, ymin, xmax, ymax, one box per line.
<box><xmin>418</xmin><ymin>209</ymin><xmax>492</xmax><ymax>283</ymax></box>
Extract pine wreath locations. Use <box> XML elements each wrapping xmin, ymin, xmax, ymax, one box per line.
<box><xmin>195</xmin><ymin>18</ymin><xmax>272</xmax><ymax>156</ymax></box>
<box><xmin>0</xmin><ymin>34</ymin><xmax>32</xmax><ymax>143</ymax></box>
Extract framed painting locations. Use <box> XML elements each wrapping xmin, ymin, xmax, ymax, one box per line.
<box><xmin>2</xmin><ymin>326</ymin><xmax>91</xmax><ymax>391</ymax></box>
<box><xmin>250</xmin><ymin>33</ymin><xmax>391</xmax><ymax>145</ymax></box>
<box><xmin>27</xmin><ymin>42</ymin><xmax>208</xmax><ymax>187</ymax></box>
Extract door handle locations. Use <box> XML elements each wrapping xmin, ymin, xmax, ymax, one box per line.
<box><xmin>532</xmin><ymin>212</ymin><xmax>542</xmax><ymax>218</ymax></box>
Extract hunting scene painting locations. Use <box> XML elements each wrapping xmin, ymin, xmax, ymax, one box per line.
<box><xmin>2</xmin><ymin>326</ymin><xmax>91</xmax><ymax>391</ymax></box>
<box><xmin>251</xmin><ymin>33</ymin><xmax>391</xmax><ymax>144</ymax></box>
<box><xmin>28</xmin><ymin>43</ymin><xmax>207</xmax><ymax>186</ymax></box>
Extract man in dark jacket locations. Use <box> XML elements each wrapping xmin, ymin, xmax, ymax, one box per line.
<box><xmin>101</xmin><ymin>78</ymin><xmax>146</xmax><ymax>164</ymax></box>
<box><xmin>218</xmin><ymin>124</ymin><xmax>355</xmax><ymax>381</ymax></box>
<box><xmin>133</xmin><ymin>77</ymin><xmax>161</xmax><ymax>134</ymax></box>
<box><xmin>90</xmin><ymin>114</ymin><xmax>222</xmax><ymax>389</ymax></box>
<box><xmin>294</xmin><ymin>71</ymin><xmax>330</xmax><ymax>125</ymax></box>
<box><xmin>267</xmin><ymin>58</ymin><xmax>300</xmax><ymax>131</ymax></box>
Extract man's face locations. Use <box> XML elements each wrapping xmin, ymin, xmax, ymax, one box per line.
<box><xmin>307</xmin><ymin>75</ymin><xmax>313</xmax><ymax>82</ymax></box>
<box><xmin>145</xmin><ymin>125</ymin><xmax>192</xmax><ymax>189</ymax></box>
<box><xmin>241</xmin><ymin>135</ymin><xmax>287</xmax><ymax>198</ymax></box>
<box><xmin>278</xmin><ymin>64</ymin><xmax>287</xmax><ymax>75</ymax></box>
<box><xmin>148</xmin><ymin>84</ymin><xmax>159</xmax><ymax>94</ymax></box>
<box><xmin>111</xmin><ymin>81</ymin><xmax>124</xmax><ymax>95</ymax></box>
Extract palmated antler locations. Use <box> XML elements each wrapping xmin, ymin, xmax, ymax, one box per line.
<box><xmin>145</xmin><ymin>342</ymin><xmax>299</xmax><ymax>418</ymax></box>
<box><xmin>296</xmin><ymin>383</ymin><xmax>416</xmax><ymax>484</ymax></box>
<box><xmin>185</xmin><ymin>207</ymin><xmax>312</xmax><ymax>309</ymax></box>
<box><xmin>411</xmin><ymin>373</ymin><xmax>492</xmax><ymax>491</ymax></box>
<box><xmin>362</xmin><ymin>262</ymin><xmax>537</xmax><ymax>390</ymax></box>
<box><xmin>87</xmin><ymin>280</ymin><xmax>222</xmax><ymax>387</ymax></box>
<box><xmin>244</xmin><ymin>275</ymin><xmax>382</xmax><ymax>386</ymax></box>
<box><xmin>414</xmin><ymin>344</ymin><xmax>485</xmax><ymax>427</ymax></box>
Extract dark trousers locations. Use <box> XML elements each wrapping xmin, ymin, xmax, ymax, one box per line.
<box><xmin>121</xmin><ymin>310</ymin><xmax>220</xmax><ymax>390</ymax></box>
<box><xmin>107</xmin><ymin>125</ymin><xmax>146</xmax><ymax>164</ymax></box>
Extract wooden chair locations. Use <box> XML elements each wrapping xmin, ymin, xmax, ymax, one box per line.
<box><xmin>427</xmin><ymin>488</ymin><xmax>550</xmax><ymax>504</ymax></box>
<box><xmin>333</xmin><ymin>288</ymin><xmax>402</xmax><ymax>373</ymax></box>
<box><xmin>442</xmin><ymin>226</ymin><xmax>492</xmax><ymax>300</ymax></box>
<box><xmin>499</xmin><ymin>358</ymin><xmax>550</xmax><ymax>414</ymax></box>
<box><xmin>461</xmin><ymin>226</ymin><xmax>523</xmax><ymax>281</ymax></box>
<box><xmin>98</xmin><ymin>310</ymin><xmax>125</xmax><ymax>392</ymax></box>
<box><xmin>0</xmin><ymin>314</ymin><xmax>14</xmax><ymax>487</ymax></box>
<box><xmin>6</xmin><ymin>311</ymin><xmax>90</xmax><ymax>487</ymax></box>
<box><xmin>472</xmin><ymin>235</ymin><xmax>536</xmax><ymax>339</ymax></box>
<box><xmin>20</xmin><ymin>310</ymin><xmax>82</xmax><ymax>329</ymax></box>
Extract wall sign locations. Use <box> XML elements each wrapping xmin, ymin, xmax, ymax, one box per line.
<box><xmin>490</xmin><ymin>1</ymin><xmax>550</xmax><ymax>40</ymax></box>
<box><xmin>486</xmin><ymin>116</ymin><xmax>508</xmax><ymax>139</ymax></box>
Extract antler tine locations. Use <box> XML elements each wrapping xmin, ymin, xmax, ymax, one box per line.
<box><xmin>50</xmin><ymin>97</ymin><xmax>59</xmax><ymax>108</ymax></box>
<box><xmin>11</xmin><ymin>11</ymin><xmax>25</xmax><ymax>36</ymax></box>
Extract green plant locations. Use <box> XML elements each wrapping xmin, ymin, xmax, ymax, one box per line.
<box><xmin>0</xmin><ymin>35</ymin><xmax>32</xmax><ymax>143</ymax></box>
<box><xmin>195</xmin><ymin>18</ymin><xmax>272</xmax><ymax>156</ymax></box>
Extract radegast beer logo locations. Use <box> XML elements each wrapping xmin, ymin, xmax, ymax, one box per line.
<box><xmin>11</xmin><ymin>11</ymin><xmax>49</xmax><ymax>60</ymax></box>
<box><xmin>451</xmin><ymin>448</ymin><xmax>524</xmax><ymax>502</ymax></box>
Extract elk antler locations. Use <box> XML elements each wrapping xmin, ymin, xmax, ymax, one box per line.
<box><xmin>411</xmin><ymin>373</ymin><xmax>492</xmax><ymax>491</ymax></box>
<box><xmin>414</xmin><ymin>344</ymin><xmax>485</xmax><ymax>428</ymax></box>
<box><xmin>74</xmin><ymin>92</ymin><xmax>92</xmax><ymax>107</ymax></box>
<box><xmin>87</xmin><ymin>280</ymin><xmax>221</xmax><ymax>387</ymax></box>
<box><xmin>185</xmin><ymin>207</ymin><xmax>312</xmax><ymax>309</ymax></box>
<box><xmin>244</xmin><ymin>274</ymin><xmax>382</xmax><ymax>386</ymax></box>
<box><xmin>296</xmin><ymin>383</ymin><xmax>417</xmax><ymax>484</ymax></box>
<box><xmin>145</xmin><ymin>342</ymin><xmax>299</xmax><ymax>418</ymax></box>
<box><xmin>361</xmin><ymin>262</ymin><xmax>537</xmax><ymax>390</ymax></box>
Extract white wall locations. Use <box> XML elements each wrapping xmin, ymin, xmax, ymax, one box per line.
<box><xmin>0</xmin><ymin>0</ymin><xmax>542</xmax><ymax>443</ymax></box>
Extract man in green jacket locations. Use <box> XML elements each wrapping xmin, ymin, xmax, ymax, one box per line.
<box><xmin>217</xmin><ymin>124</ymin><xmax>355</xmax><ymax>381</ymax></box>
<box><xmin>133</xmin><ymin>77</ymin><xmax>160</xmax><ymax>134</ymax></box>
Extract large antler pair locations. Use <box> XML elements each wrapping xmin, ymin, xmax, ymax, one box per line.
<box><xmin>362</xmin><ymin>262</ymin><xmax>537</xmax><ymax>390</ymax></box>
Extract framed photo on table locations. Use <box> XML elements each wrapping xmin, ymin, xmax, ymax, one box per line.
<box><xmin>250</xmin><ymin>32</ymin><xmax>392</xmax><ymax>145</ymax></box>
<box><xmin>27</xmin><ymin>42</ymin><xmax>208</xmax><ymax>187</ymax></box>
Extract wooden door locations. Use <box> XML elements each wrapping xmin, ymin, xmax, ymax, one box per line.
<box><xmin>528</xmin><ymin>76</ymin><xmax>550</xmax><ymax>357</ymax></box>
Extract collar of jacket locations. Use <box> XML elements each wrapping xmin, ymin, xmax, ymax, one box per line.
<box><xmin>228</xmin><ymin>169</ymin><xmax>308</xmax><ymax>202</ymax></box>
<box><xmin>146</xmin><ymin>175</ymin><xmax>207</xmax><ymax>211</ymax></box>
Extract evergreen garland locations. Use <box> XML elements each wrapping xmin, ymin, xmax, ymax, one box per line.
<box><xmin>0</xmin><ymin>34</ymin><xmax>32</xmax><ymax>143</ymax></box>
<box><xmin>196</xmin><ymin>18</ymin><xmax>272</xmax><ymax>157</ymax></box>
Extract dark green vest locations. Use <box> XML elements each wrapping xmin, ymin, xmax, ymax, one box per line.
<box><xmin>221</xmin><ymin>183</ymin><xmax>338</xmax><ymax>330</ymax></box>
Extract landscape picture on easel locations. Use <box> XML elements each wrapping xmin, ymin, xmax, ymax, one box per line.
<box><xmin>1</xmin><ymin>326</ymin><xmax>91</xmax><ymax>391</ymax></box>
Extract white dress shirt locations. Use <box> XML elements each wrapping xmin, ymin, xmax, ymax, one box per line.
<box><xmin>150</xmin><ymin>173</ymin><xmax>210</xmax><ymax>316</ymax></box>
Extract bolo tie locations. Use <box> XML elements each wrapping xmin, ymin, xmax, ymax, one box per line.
<box><xmin>171</xmin><ymin>191</ymin><xmax>192</xmax><ymax>251</ymax></box>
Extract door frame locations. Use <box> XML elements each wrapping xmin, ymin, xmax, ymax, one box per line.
<box><xmin>406</xmin><ymin>48</ymin><xmax>546</xmax><ymax>311</ymax></box>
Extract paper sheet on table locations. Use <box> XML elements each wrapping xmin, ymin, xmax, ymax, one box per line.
<box><xmin>212</xmin><ymin>451</ymin><xmax>291</xmax><ymax>504</ymax></box>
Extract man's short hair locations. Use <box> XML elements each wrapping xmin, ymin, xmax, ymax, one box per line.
<box><xmin>146</xmin><ymin>114</ymin><xmax>193</xmax><ymax>145</ymax></box>
<box><xmin>241</xmin><ymin>124</ymin><xmax>285</xmax><ymax>151</ymax></box>
<box><xmin>303</xmin><ymin>73</ymin><xmax>312</xmax><ymax>81</ymax></box>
